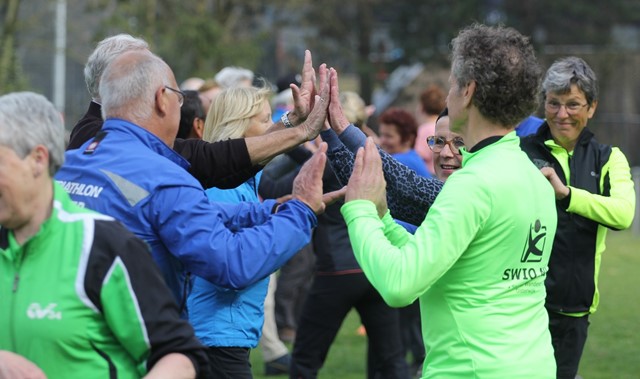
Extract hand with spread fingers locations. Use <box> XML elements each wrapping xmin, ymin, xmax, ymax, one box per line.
<box><xmin>345</xmin><ymin>137</ymin><xmax>388</xmax><ymax>218</ymax></box>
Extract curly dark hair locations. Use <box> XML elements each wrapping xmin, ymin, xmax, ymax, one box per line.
<box><xmin>379</xmin><ymin>107</ymin><xmax>419</xmax><ymax>145</ymax></box>
<box><xmin>450</xmin><ymin>23</ymin><xmax>541</xmax><ymax>128</ymax></box>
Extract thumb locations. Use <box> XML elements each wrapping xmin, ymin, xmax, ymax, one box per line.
<box><xmin>322</xmin><ymin>186</ymin><xmax>347</xmax><ymax>207</ymax></box>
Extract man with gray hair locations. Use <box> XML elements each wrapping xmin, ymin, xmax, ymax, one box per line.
<box><xmin>68</xmin><ymin>34</ymin><xmax>327</xmax><ymax>193</ymax></box>
<box><xmin>339</xmin><ymin>24</ymin><xmax>557</xmax><ymax>378</ymax></box>
<box><xmin>55</xmin><ymin>50</ymin><xmax>340</xmax><ymax>312</ymax></box>
<box><xmin>67</xmin><ymin>34</ymin><xmax>149</xmax><ymax>149</ymax></box>
<box><xmin>0</xmin><ymin>92</ymin><xmax>208</xmax><ymax>378</ymax></box>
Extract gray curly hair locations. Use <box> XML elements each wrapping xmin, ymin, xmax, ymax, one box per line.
<box><xmin>450</xmin><ymin>23</ymin><xmax>541</xmax><ymax>128</ymax></box>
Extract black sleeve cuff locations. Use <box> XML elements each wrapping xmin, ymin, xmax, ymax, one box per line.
<box><xmin>557</xmin><ymin>187</ymin><xmax>571</xmax><ymax>210</ymax></box>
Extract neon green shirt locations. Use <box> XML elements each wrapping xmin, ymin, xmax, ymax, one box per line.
<box><xmin>342</xmin><ymin>133</ymin><xmax>557</xmax><ymax>378</ymax></box>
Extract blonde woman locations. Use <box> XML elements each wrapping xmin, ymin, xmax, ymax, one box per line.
<box><xmin>187</xmin><ymin>85</ymin><xmax>287</xmax><ymax>378</ymax></box>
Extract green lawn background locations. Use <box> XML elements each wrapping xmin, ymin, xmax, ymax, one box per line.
<box><xmin>251</xmin><ymin>230</ymin><xmax>640</xmax><ymax>379</ymax></box>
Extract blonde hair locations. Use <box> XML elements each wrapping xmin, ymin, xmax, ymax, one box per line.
<box><xmin>340</xmin><ymin>91</ymin><xmax>367</xmax><ymax>128</ymax></box>
<box><xmin>204</xmin><ymin>85</ymin><xmax>272</xmax><ymax>142</ymax></box>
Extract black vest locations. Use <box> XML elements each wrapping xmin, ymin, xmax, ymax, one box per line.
<box><xmin>520</xmin><ymin>123</ymin><xmax>612</xmax><ymax>313</ymax></box>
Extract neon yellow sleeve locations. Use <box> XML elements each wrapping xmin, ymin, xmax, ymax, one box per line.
<box><xmin>567</xmin><ymin>147</ymin><xmax>635</xmax><ymax>229</ymax></box>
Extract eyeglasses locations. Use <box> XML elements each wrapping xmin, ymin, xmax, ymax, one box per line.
<box><xmin>426</xmin><ymin>136</ymin><xmax>465</xmax><ymax>154</ymax></box>
<box><xmin>164</xmin><ymin>86</ymin><xmax>185</xmax><ymax>107</ymax></box>
<box><xmin>544</xmin><ymin>100</ymin><xmax>588</xmax><ymax>114</ymax></box>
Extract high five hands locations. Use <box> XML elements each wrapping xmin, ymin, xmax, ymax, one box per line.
<box><xmin>346</xmin><ymin>137</ymin><xmax>388</xmax><ymax>218</ymax></box>
<box><xmin>289</xmin><ymin>54</ymin><xmax>387</xmax><ymax>215</ymax></box>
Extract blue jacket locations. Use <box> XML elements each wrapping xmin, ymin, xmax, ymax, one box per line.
<box><xmin>391</xmin><ymin>149</ymin><xmax>432</xmax><ymax>178</ymax></box>
<box><xmin>188</xmin><ymin>172</ymin><xmax>268</xmax><ymax>348</ymax></box>
<box><xmin>55</xmin><ymin>119</ymin><xmax>317</xmax><ymax>305</ymax></box>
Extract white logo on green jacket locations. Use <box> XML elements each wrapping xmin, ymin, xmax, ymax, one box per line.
<box><xmin>27</xmin><ymin>303</ymin><xmax>62</xmax><ymax>320</ymax></box>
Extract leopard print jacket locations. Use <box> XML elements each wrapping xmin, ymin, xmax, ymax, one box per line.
<box><xmin>326</xmin><ymin>138</ymin><xmax>444</xmax><ymax>226</ymax></box>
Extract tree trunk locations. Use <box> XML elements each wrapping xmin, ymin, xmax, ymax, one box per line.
<box><xmin>0</xmin><ymin>0</ymin><xmax>21</xmax><ymax>93</ymax></box>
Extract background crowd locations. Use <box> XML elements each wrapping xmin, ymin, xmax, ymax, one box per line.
<box><xmin>0</xmin><ymin>21</ymin><xmax>636</xmax><ymax>379</ymax></box>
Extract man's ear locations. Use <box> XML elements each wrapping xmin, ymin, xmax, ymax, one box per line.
<box><xmin>29</xmin><ymin>145</ymin><xmax>50</xmax><ymax>178</ymax></box>
<box><xmin>463</xmin><ymin>80</ymin><xmax>476</xmax><ymax>108</ymax></box>
<box><xmin>155</xmin><ymin>87</ymin><xmax>168</xmax><ymax>116</ymax></box>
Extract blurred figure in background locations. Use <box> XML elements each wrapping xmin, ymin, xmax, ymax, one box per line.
<box><xmin>414</xmin><ymin>84</ymin><xmax>446</xmax><ymax>175</ymax></box>
<box><xmin>340</xmin><ymin>91</ymin><xmax>380</xmax><ymax>145</ymax></box>
<box><xmin>180</xmin><ymin>77</ymin><xmax>205</xmax><ymax>91</ymax></box>
<box><xmin>198</xmin><ymin>78</ymin><xmax>222</xmax><ymax>112</ymax></box>
<box><xmin>177</xmin><ymin>90</ymin><xmax>206</xmax><ymax>140</ymax></box>
<box><xmin>216</xmin><ymin>66</ymin><xmax>255</xmax><ymax>89</ymax></box>
<box><xmin>378</xmin><ymin>107</ymin><xmax>431</xmax><ymax>178</ymax></box>
<box><xmin>516</xmin><ymin>115</ymin><xmax>544</xmax><ymax>137</ymax></box>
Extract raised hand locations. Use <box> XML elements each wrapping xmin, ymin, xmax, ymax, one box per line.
<box><xmin>290</xmin><ymin>50</ymin><xmax>319</xmax><ymax>124</ymax></box>
<box><xmin>298</xmin><ymin>68</ymin><xmax>331</xmax><ymax>141</ymax></box>
<box><xmin>345</xmin><ymin>137</ymin><xmax>388</xmax><ymax>218</ymax></box>
<box><xmin>292</xmin><ymin>142</ymin><xmax>329</xmax><ymax>214</ymax></box>
<box><xmin>327</xmin><ymin>68</ymin><xmax>351</xmax><ymax>135</ymax></box>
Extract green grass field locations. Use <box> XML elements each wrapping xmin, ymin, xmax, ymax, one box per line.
<box><xmin>251</xmin><ymin>230</ymin><xmax>640</xmax><ymax>379</ymax></box>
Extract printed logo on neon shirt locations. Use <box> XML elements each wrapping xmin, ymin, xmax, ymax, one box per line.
<box><xmin>521</xmin><ymin>219</ymin><xmax>547</xmax><ymax>263</ymax></box>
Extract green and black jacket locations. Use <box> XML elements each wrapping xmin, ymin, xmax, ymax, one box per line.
<box><xmin>0</xmin><ymin>182</ymin><xmax>207</xmax><ymax>378</ymax></box>
<box><xmin>521</xmin><ymin>123</ymin><xmax>635</xmax><ymax>315</ymax></box>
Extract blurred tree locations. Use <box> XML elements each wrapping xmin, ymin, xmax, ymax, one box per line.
<box><xmin>503</xmin><ymin>0</ymin><xmax>629</xmax><ymax>46</ymax></box>
<box><xmin>82</xmin><ymin>0</ymin><xmax>640</xmax><ymax>108</ymax></box>
<box><xmin>90</xmin><ymin>0</ymin><xmax>270</xmax><ymax>82</ymax></box>
<box><xmin>0</xmin><ymin>0</ymin><xmax>27</xmax><ymax>94</ymax></box>
<box><xmin>283</xmin><ymin>0</ymin><xmax>382</xmax><ymax>103</ymax></box>
<box><xmin>386</xmin><ymin>0</ymin><xmax>484</xmax><ymax>65</ymax></box>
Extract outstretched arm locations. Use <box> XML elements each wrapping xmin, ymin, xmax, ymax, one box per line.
<box><xmin>323</xmin><ymin>69</ymin><xmax>443</xmax><ymax>225</ymax></box>
<box><xmin>244</xmin><ymin>56</ymin><xmax>331</xmax><ymax>165</ymax></box>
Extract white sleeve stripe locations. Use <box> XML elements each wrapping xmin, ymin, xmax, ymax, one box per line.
<box><xmin>74</xmin><ymin>217</ymin><xmax>100</xmax><ymax>313</ymax></box>
<box><xmin>103</xmin><ymin>256</ymin><xmax>151</xmax><ymax>349</ymax></box>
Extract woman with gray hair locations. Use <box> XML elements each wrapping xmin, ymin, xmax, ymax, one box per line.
<box><xmin>520</xmin><ymin>57</ymin><xmax>635</xmax><ymax>379</ymax></box>
<box><xmin>0</xmin><ymin>92</ymin><xmax>207</xmax><ymax>379</ymax></box>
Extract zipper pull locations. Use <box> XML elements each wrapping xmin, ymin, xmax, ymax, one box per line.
<box><xmin>12</xmin><ymin>273</ymin><xmax>19</xmax><ymax>292</ymax></box>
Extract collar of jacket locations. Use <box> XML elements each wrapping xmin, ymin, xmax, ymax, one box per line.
<box><xmin>534</xmin><ymin>122</ymin><xmax>595</xmax><ymax>148</ymax></box>
<box><xmin>102</xmin><ymin>118</ymin><xmax>190</xmax><ymax>170</ymax></box>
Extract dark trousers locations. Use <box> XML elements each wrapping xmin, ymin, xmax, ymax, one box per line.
<box><xmin>275</xmin><ymin>243</ymin><xmax>316</xmax><ymax>330</ymax></box>
<box><xmin>290</xmin><ymin>273</ymin><xmax>409</xmax><ymax>379</ymax></box>
<box><xmin>548</xmin><ymin>310</ymin><xmax>590</xmax><ymax>379</ymax></box>
<box><xmin>205</xmin><ymin>347</ymin><xmax>253</xmax><ymax>379</ymax></box>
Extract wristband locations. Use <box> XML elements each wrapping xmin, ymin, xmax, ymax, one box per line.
<box><xmin>281</xmin><ymin>111</ymin><xmax>295</xmax><ymax>128</ymax></box>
